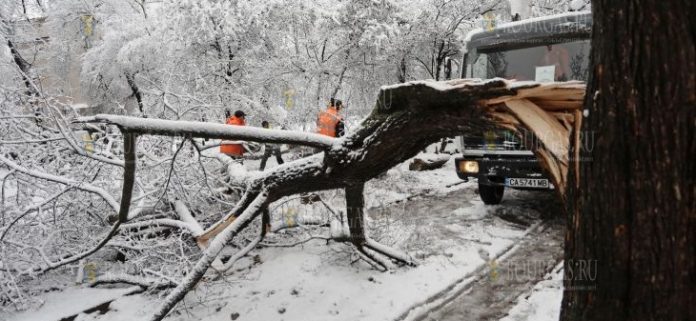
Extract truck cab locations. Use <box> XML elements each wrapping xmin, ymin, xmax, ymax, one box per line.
<box><xmin>455</xmin><ymin>11</ymin><xmax>592</xmax><ymax>204</ymax></box>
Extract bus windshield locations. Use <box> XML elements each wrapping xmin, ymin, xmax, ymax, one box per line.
<box><xmin>472</xmin><ymin>40</ymin><xmax>590</xmax><ymax>82</ymax></box>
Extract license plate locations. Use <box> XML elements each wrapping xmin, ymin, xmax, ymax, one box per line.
<box><xmin>505</xmin><ymin>178</ymin><xmax>550</xmax><ymax>188</ymax></box>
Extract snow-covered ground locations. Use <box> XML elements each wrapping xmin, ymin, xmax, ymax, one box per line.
<box><xmin>500</xmin><ymin>264</ymin><xmax>564</xmax><ymax>321</ymax></box>
<box><xmin>9</xmin><ymin>287</ymin><xmax>141</xmax><ymax>321</ymax></box>
<box><xmin>2</xmin><ymin>151</ymin><xmax>554</xmax><ymax>321</ymax></box>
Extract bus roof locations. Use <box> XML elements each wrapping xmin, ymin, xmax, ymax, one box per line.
<box><xmin>464</xmin><ymin>11</ymin><xmax>592</xmax><ymax>53</ymax></box>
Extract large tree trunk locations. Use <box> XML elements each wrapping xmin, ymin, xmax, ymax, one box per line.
<box><xmin>561</xmin><ymin>1</ymin><xmax>695</xmax><ymax>320</ymax></box>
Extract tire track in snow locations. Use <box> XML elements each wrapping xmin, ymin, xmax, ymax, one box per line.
<box><xmin>386</xmin><ymin>187</ymin><xmax>564</xmax><ymax>321</ymax></box>
<box><xmin>396</xmin><ymin>219</ymin><xmax>564</xmax><ymax>321</ymax></box>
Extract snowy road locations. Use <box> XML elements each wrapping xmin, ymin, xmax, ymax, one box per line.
<box><xmin>389</xmin><ymin>186</ymin><xmax>565</xmax><ymax>321</ymax></box>
<box><xmin>412</xmin><ymin>221</ymin><xmax>564</xmax><ymax>321</ymax></box>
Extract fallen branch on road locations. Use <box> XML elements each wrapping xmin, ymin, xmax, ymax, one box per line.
<box><xmin>73</xmin><ymin>79</ymin><xmax>585</xmax><ymax>321</ymax></box>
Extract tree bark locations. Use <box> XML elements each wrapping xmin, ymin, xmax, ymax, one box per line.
<box><xmin>7</xmin><ymin>40</ymin><xmax>39</xmax><ymax>97</ymax></box>
<box><xmin>345</xmin><ymin>183</ymin><xmax>366</xmax><ymax>246</ymax></box>
<box><xmin>561</xmin><ymin>1</ymin><xmax>695</xmax><ymax>320</ymax></box>
<box><xmin>125</xmin><ymin>72</ymin><xmax>144</xmax><ymax>114</ymax></box>
<box><xmin>397</xmin><ymin>56</ymin><xmax>407</xmax><ymax>83</ymax></box>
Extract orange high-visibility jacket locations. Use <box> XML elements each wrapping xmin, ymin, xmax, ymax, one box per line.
<box><xmin>220</xmin><ymin>116</ymin><xmax>245</xmax><ymax>156</ymax></box>
<box><xmin>316</xmin><ymin>106</ymin><xmax>342</xmax><ymax>137</ymax></box>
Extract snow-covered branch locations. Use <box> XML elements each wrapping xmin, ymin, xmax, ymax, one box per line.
<box><xmin>76</xmin><ymin>114</ymin><xmax>336</xmax><ymax>148</ymax></box>
<box><xmin>121</xmin><ymin>219</ymin><xmax>199</xmax><ymax>234</ymax></box>
<box><xmin>49</xmin><ymin>110</ymin><xmax>125</xmax><ymax>167</ymax></box>
<box><xmin>149</xmin><ymin>189</ymin><xmax>270</xmax><ymax>321</ymax></box>
<box><xmin>90</xmin><ymin>274</ymin><xmax>178</xmax><ymax>290</ymax></box>
<box><xmin>0</xmin><ymin>154</ymin><xmax>120</xmax><ymax>212</ymax></box>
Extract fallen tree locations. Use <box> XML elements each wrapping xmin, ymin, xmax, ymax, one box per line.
<box><xmin>77</xmin><ymin>78</ymin><xmax>585</xmax><ymax>320</ymax></box>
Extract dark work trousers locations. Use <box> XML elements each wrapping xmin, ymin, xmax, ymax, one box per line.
<box><xmin>259</xmin><ymin>144</ymin><xmax>284</xmax><ymax>170</ymax></box>
<box><xmin>225</xmin><ymin>154</ymin><xmax>244</xmax><ymax>164</ymax></box>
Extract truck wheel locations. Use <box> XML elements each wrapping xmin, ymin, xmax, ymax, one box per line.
<box><xmin>479</xmin><ymin>184</ymin><xmax>504</xmax><ymax>205</ymax></box>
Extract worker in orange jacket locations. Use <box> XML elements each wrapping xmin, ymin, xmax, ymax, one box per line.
<box><xmin>316</xmin><ymin>98</ymin><xmax>345</xmax><ymax>137</ymax></box>
<box><xmin>220</xmin><ymin>110</ymin><xmax>246</xmax><ymax>158</ymax></box>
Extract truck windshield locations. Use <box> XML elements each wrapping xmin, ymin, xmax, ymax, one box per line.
<box><xmin>472</xmin><ymin>40</ymin><xmax>590</xmax><ymax>81</ymax></box>
<box><xmin>464</xmin><ymin>40</ymin><xmax>590</xmax><ymax>152</ymax></box>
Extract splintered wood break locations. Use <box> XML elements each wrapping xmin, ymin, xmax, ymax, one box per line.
<box><xmin>478</xmin><ymin>80</ymin><xmax>585</xmax><ymax>196</ymax></box>
<box><xmin>505</xmin><ymin>98</ymin><xmax>570</xmax><ymax>162</ymax></box>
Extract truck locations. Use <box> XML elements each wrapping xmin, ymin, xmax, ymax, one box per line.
<box><xmin>455</xmin><ymin>11</ymin><xmax>592</xmax><ymax>204</ymax></box>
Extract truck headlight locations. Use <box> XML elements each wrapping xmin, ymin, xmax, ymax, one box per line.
<box><xmin>459</xmin><ymin>160</ymin><xmax>479</xmax><ymax>173</ymax></box>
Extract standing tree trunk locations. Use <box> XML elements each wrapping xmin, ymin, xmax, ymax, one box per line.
<box><xmin>397</xmin><ymin>56</ymin><xmax>407</xmax><ymax>83</ymax></box>
<box><xmin>562</xmin><ymin>1</ymin><xmax>695</xmax><ymax>320</ymax></box>
<box><xmin>7</xmin><ymin>40</ymin><xmax>39</xmax><ymax>97</ymax></box>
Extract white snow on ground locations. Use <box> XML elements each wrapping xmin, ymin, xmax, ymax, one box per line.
<box><xmin>2</xmin><ymin>147</ymin><xmax>545</xmax><ymax>321</ymax></box>
<box><xmin>500</xmin><ymin>263</ymin><xmax>564</xmax><ymax>321</ymax></box>
<box><xmin>74</xmin><ymin>294</ymin><xmax>153</xmax><ymax>321</ymax></box>
<box><xmin>63</xmin><ymin>221</ymin><xmax>527</xmax><ymax>321</ymax></box>
<box><xmin>8</xmin><ymin>287</ymin><xmax>141</xmax><ymax>321</ymax></box>
<box><xmin>363</xmin><ymin>154</ymin><xmax>464</xmax><ymax>208</ymax></box>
